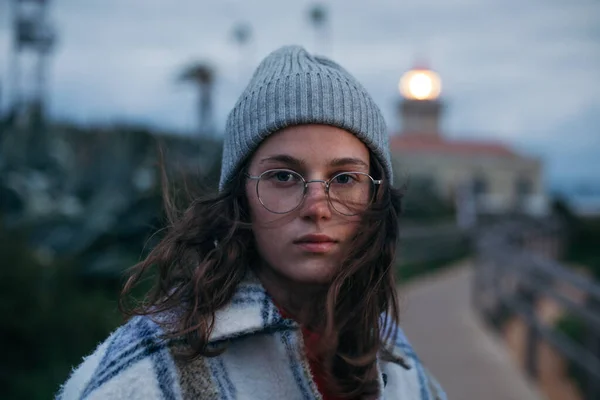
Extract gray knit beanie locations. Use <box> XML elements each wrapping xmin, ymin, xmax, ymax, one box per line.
<box><xmin>219</xmin><ymin>45</ymin><xmax>392</xmax><ymax>190</ymax></box>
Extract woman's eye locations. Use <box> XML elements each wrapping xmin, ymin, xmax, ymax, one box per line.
<box><xmin>275</xmin><ymin>171</ymin><xmax>293</xmax><ymax>182</ymax></box>
<box><xmin>333</xmin><ymin>173</ymin><xmax>356</xmax><ymax>184</ymax></box>
<box><xmin>263</xmin><ymin>170</ymin><xmax>299</xmax><ymax>182</ymax></box>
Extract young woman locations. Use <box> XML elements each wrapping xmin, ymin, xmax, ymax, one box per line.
<box><xmin>57</xmin><ymin>45</ymin><xmax>446</xmax><ymax>400</ymax></box>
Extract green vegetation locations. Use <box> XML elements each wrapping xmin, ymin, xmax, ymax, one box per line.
<box><xmin>399</xmin><ymin>177</ymin><xmax>456</xmax><ymax>224</ymax></box>
<box><xmin>551</xmin><ymin>198</ymin><xmax>599</xmax><ymax>395</ymax></box>
<box><xmin>0</xmin><ymin>122</ymin><xmax>223</xmax><ymax>399</ymax></box>
<box><xmin>555</xmin><ymin>314</ymin><xmax>589</xmax><ymax>395</ymax></box>
<box><xmin>0</xmin><ymin>222</ymin><xmax>124</xmax><ymax>400</ymax></box>
<box><xmin>552</xmin><ymin>197</ymin><xmax>600</xmax><ymax>280</ymax></box>
<box><xmin>564</xmin><ymin>216</ymin><xmax>600</xmax><ymax>280</ymax></box>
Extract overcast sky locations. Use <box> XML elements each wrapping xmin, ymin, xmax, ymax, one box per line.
<box><xmin>0</xmin><ymin>0</ymin><xmax>598</xmax><ymax>190</ymax></box>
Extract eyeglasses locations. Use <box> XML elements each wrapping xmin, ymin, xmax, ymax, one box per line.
<box><xmin>246</xmin><ymin>169</ymin><xmax>382</xmax><ymax>216</ymax></box>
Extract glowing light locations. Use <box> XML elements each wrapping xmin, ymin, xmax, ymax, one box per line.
<box><xmin>399</xmin><ymin>69</ymin><xmax>442</xmax><ymax>100</ymax></box>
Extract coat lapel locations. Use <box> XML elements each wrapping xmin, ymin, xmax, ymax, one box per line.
<box><xmin>209</xmin><ymin>279</ymin><xmax>298</xmax><ymax>344</ymax></box>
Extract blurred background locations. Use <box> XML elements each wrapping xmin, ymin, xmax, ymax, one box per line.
<box><xmin>0</xmin><ymin>1</ymin><xmax>598</xmax><ymax>399</ymax></box>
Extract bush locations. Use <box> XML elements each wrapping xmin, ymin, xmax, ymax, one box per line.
<box><xmin>554</xmin><ymin>314</ymin><xmax>588</xmax><ymax>395</ymax></box>
<box><xmin>552</xmin><ymin>198</ymin><xmax>600</xmax><ymax>280</ymax></box>
<box><xmin>564</xmin><ymin>216</ymin><xmax>600</xmax><ymax>280</ymax></box>
<box><xmin>0</xmin><ymin>224</ymin><xmax>123</xmax><ymax>400</ymax></box>
<box><xmin>399</xmin><ymin>177</ymin><xmax>455</xmax><ymax>223</ymax></box>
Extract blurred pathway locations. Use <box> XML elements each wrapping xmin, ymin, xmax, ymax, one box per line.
<box><xmin>398</xmin><ymin>262</ymin><xmax>544</xmax><ymax>400</ymax></box>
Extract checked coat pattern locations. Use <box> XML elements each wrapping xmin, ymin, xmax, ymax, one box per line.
<box><xmin>57</xmin><ymin>278</ymin><xmax>446</xmax><ymax>400</ymax></box>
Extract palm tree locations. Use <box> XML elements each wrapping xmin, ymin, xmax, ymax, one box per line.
<box><xmin>307</xmin><ymin>3</ymin><xmax>330</xmax><ymax>56</ymax></box>
<box><xmin>179</xmin><ymin>62</ymin><xmax>215</xmax><ymax>138</ymax></box>
<box><xmin>232</xmin><ymin>22</ymin><xmax>252</xmax><ymax>48</ymax></box>
<box><xmin>230</xmin><ymin>22</ymin><xmax>253</xmax><ymax>81</ymax></box>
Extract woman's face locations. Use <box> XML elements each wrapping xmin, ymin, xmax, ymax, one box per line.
<box><xmin>246</xmin><ymin>124</ymin><xmax>371</xmax><ymax>284</ymax></box>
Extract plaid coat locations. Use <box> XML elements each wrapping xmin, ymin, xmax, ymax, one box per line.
<box><xmin>57</xmin><ymin>278</ymin><xmax>446</xmax><ymax>399</ymax></box>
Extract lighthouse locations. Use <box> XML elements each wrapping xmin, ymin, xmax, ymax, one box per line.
<box><xmin>398</xmin><ymin>67</ymin><xmax>443</xmax><ymax>137</ymax></box>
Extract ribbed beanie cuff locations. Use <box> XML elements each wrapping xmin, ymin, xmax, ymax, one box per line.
<box><xmin>219</xmin><ymin>45</ymin><xmax>392</xmax><ymax>190</ymax></box>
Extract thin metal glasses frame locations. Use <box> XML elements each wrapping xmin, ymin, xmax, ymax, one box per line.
<box><xmin>245</xmin><ymin>168</ymin><xmax>383</xmax><ymax>215</ymax></box>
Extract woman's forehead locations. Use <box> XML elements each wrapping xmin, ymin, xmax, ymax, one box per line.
<box><xmin>252</xmin><ymin>124</ymin><xmax>370</xmax><ymax>163</ymax></box>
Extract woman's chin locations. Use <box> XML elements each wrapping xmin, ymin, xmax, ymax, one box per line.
<box><xmin>286</xmin><ymin>261</ymin><xmax>337</xmax><ymax>285</ymax></box>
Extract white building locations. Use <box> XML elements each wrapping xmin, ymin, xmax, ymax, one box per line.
<box><xmin>391</xmin><ymin>66</ymin><xmax>549</xmax><ymax>218</ymax></box>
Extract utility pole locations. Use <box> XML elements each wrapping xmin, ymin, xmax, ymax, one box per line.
<box><xmin>231</xmin><ymin>22</ymin><xmax>253</xmax><ymax>82</ymax></box>
<box><xmin>8</xmin><ymin>0</ymin><xmax>57</xmax><ymax>168</ymax></box>
<box><xmin>9</xmin><ymin>0</ymin><xmax>57</xmax><ymax>131</ymax></box>
<box><xmin>307</xmin><ymin>3</ymin><xmax>331</xmax><ymax>57</ymax></box>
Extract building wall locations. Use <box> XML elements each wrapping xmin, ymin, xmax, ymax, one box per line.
<box><xmin>391</xmin><ymin>151</ymin><xmax>547</xmax><ymax>215</ymax></box>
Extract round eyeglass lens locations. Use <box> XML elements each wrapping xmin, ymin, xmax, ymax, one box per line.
<box><xmin>328</xmin><ymin>172</ymin><xmax>375</xmax><ymax>216</ymax></box>
<box><xmin>257</xmin><ymin>169</ymin><xmax>306</xmax><ymax>213</ymax></box>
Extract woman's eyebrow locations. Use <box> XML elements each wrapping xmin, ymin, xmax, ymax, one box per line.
<box><xmin>259</xmin><ymin>155</ymin><xmax>368</xmax><ymax>169</ymax></box>
<box><xmin>329</xmin><ymin>157</ymin><xmax>369</xmax><ymax>169</ymax></box>
<box><xmin>259</xmin><ymin>154</ymin><xmax>306</xmax><ymax>168</ymax></box>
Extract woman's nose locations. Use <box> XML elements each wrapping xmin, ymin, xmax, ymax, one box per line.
<box><xmin>304</xmin><ymin>180</ymin><xmax>329</xmax><ymax>200</ymax></box>
<box><xmin>300</xmin><ymin>181</ymin><xmax>332</xmax><ymax>219</ymax></box>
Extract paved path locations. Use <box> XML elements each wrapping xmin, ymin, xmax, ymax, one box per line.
<box><xmin>398</xmin><ymin>262</ymin><xmax>545</xmax><ymax>400</ymax></box>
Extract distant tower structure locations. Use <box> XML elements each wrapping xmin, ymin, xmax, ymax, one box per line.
<box><xmin>307</xmin><ymin>3</ymin><xmax>331</xmax><ymax>57</ymax></box>
<box><xmin>179</xmin><ymin>62</ymin><xmax>216</xmax><ymax>138</ymax></box>
<box><xmin>231</xmin><ymin>22</ymin><xmax>253</xmax><ymax>79</ymax></box>
<box><xmin>398</xmin><ymin>65</ymin><xmax>443</xmax><ymax>137</ymax></box>
<box><xmin>8</xmin><ymin>0</ymin><xmax>57</xmax><ymax>127</ymax></box>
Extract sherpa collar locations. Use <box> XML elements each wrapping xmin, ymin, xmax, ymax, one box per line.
<box><xmin>207</xmin><ymin>276</ymin><xmax>413</xmax><ymax>371</ymax></box>
<box><xmin>208</xmin><ymin>278</ymin><xmax>297</xmax><ymax>343</ymax></box>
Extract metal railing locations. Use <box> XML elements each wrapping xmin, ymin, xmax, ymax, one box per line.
<box><xmin>472</xmin><ymin>220</ymin><xmax>600</xmax><ymax>400</ymax></box>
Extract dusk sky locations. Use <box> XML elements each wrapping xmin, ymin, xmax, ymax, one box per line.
<box><xmin>0</xmin><ymin>0</ymin><xmax>598</xmax><ymax>191</ymax></box>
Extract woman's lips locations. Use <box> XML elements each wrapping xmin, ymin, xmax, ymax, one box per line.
<box><xmin>294</xmin><ymin>241</ymin><xmax>337</xmax><ymax>253</ymax></box>
<box><xmin>294</xmin><ymin>234</ymin><xmax>338</xmax><ymax>253</ymax></box>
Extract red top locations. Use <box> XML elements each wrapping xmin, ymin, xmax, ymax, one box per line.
<box><xmin>301</xmin><ymin>326</ymin><xmax>343</xmax><ymax>400</ymax></box>
<box><xmin>277</xmin><ymin>307</ymin><xmax>343</xmax><ymax>400</ymax></box>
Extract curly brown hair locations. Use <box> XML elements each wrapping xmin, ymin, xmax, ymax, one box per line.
<box><xmin>119</xmin><ymin>153</ymin><xmax>403</xmax><ymax>399</ymax></box>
